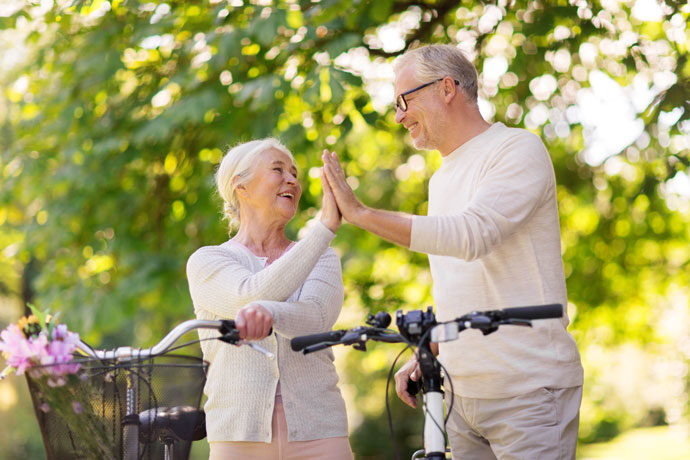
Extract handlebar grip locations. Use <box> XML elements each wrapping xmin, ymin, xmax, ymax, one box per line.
<box><xmin>219</xmin><ymin>319</ymin><xmax>236</xmax><ymax>331</ymax></box>
<box><xmin>290</xmin><ymin>330</ymin><xmax>346</xmax><ymax>352</ymax></box>
<box><xmin>407</xmin><ymin>377</ymin><xmax>420</xmax><ymax>396</ymax></box>
<box><xmin>502</xmin><ymin>304</ymin><xmax>563</xmax><ymax>320</ymax></box>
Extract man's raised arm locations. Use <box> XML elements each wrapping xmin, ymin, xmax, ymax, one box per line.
<box><xmin>321</xmin><ymin>150</ymin><xmax>413</xmax><ymax>247</ymax></box>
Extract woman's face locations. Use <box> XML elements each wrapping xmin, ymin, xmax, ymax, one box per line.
<box><xmin>238</xmin><ymin>148</ymin><xmax>302</xmax><ymax>222</ymax></box>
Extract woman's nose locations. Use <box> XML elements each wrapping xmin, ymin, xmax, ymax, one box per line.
<box><xmin>394</xmin><ymin>106</ymin><xmax>405</xmax><ymax>124</ymax></box>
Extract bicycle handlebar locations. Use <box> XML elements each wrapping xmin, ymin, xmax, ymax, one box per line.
<box><xmin>291</xmin><ymin>303</ymin><xmax>563</xmax><ymax>353</ymax></box>
<box><xmin>500</xmin><ymin>303</ymin><xmax>562</xmax><ymax>320</ymax></box>
<box><xmin>75</xmin><ymin>319</ymin><xmax>275</xmax><ymax>361</ymax></box>
<box><xmin>290</xmin><ymin>330</ymin><xmax>347</xmax><ymax>352</ymax></box>
<box><xmin>290</xmin><ymin>327</ymin><xmax>405</xmax><ymax>354</ymax></box>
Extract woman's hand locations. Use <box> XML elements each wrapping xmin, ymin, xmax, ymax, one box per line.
<box><xmin>321</xmin><ymin>150</ymin><xmax>365</xmax><ymax>225</ymax></box>
<box><xmin>319</xmin><ymin>158</ymin><xmax>342</xmax><ymax>233</ymax></box>
<box><xmin>235</xmin><ymin>303</ymin><xmax>274</xmax><ymax>341</ymax></box>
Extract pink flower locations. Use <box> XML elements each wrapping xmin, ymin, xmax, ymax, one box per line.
<box><xmin>1</xmin><ymin>320</ymin><xmax>81</xmax><ymax>377</ymax></box>
<box><xmin>0</xmin><ymin>325</ymin><xmax>49</xmax><ymax>375</ymax></box>
<box><xmin>42</xmin><ymin>326</ymin><xmax>81</xmax><ymax>376</ymax></box>
<box><xmin>0</xmin><ymin>325</ymin><xmax>30</xmax><ymax>368</ymax></box>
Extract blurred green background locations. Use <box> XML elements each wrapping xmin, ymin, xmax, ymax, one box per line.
<box><xmin>1</xmin><ymin>0</ymin><xmax>688</xmax><ymax>458</ymax></box>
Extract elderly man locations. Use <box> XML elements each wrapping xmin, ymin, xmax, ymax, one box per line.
<box><xmin>321</xmin><ymin>44</ymin><xmax>583</xmax><ymax>459</ymax></box>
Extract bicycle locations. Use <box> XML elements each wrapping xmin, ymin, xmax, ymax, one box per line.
<box><xmin>25</xmin><ymin>319</ymin><xmax>273</xmax><ymax>460</ymax></box>
<box><xmin>290</xmin><ymin>303</ymin><xmax>564</xmax><ymax>460</ymax></box>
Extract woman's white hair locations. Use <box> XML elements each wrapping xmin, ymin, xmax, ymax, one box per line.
<box><xmin>215</xmin><ymin>137</ymin><xmax>294</xmax><ymax>231</ymax></box>
<box><xmin>394</xmin><ymin>44</ymin><xmax>479</xmax><ymax>104</ymax></box>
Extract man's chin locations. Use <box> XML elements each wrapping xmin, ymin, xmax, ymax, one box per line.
<box><xmin>411</xmin><ymin>136</ymin><xmax>433</xmax><ymax>151</ymax></box>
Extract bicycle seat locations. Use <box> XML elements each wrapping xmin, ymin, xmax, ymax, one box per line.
<box><xmin>138</xmin><ymin>406</ymin><xmax>206</xmax><ymax>443</ymax></box>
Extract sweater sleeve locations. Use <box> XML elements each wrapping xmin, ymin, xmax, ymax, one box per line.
<box><xmin>410</xmin><ymin>132</ymin><xmax>555</xmax><ymax>261</ymax></box>
<box><xmin>186</xmin><ymin>221</ymin><xmax>335</xmax><ymax>318</ymax></box>
<box><xmin>256</xmin><ymin>248</ymin><xmax>344</xmax><ymax>338</ymax></box>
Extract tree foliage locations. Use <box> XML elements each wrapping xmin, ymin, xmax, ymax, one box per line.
<box><xmin>1</xmin><ymin>0</ymin><xmax>688</xmax><ymax>457</ymax></box>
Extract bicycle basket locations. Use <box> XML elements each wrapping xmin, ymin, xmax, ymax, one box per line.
<box><xmin>26</xmin><ymin>354</ymin><xmax>208</xmax><ymax>460</ymax></box>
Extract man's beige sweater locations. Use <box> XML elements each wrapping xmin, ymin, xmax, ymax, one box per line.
<box><xmin>410</xmin><ymin>122</ymin><xmax>583</xmax><ymax>398</ymax></box>
<box><xmin>186</xmin><ymin>222</ymin><xmax>348</xmax><ymax>442</ymax></box>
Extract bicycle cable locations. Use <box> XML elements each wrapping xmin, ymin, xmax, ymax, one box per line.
<box><xmin>439</xmin><ymin>357</ymin><xmax>454</xmax><ymax>426</ymax></box>
<box><xmin>411</xmin><ymin>322</ymin><xmax>456</xmax><ymax>436</ymax></box>
<box><xmin>414</xmin><ymin>326</ymin><xmax>448</xmax><ymax>440</ymax></box>
<box><xmin>385</xmin><ymin>344</ymin><xmax>412</xmax><ymax>460</ymax></box>
<box><xmin>422</xmin><ymin>322</ymin><xmax>455</xmax><ymax>427</ymax></box>
<box><xmin>158</xmin><ymin>337</ymin><xmax>215</xmax><ymax>355</ymax></box>
<box><xmin>132</xmin><ymin>362</ymin><xmax>161</xmax><ymax>460</ymax></box>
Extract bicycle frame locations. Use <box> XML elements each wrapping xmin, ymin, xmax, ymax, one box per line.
<box><xmin>291</xmin><ymin>303</ymin><xmax>563</xmax><ymax>460</ymax></box>
<box><xmin>417</xmin><ymin>341</ymin><xmax>446</xmax><ymax>460</ymax></box>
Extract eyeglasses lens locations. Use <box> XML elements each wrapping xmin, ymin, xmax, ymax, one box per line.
<box><xmin>396</xmin><ymin>95</ymin><xmax>407</xmax><ymax>112</ymax></box>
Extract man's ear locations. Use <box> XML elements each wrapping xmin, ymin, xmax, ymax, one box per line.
<box><xmin>442</xmin><ymin>77</ymin><xmax>457</xmax><ymax>104</ymax></box>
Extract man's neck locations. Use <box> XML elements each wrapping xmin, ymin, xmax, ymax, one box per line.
<box><xmin>438</xmin><ymin>108</ymin><xmax>492</xmax><ymax>157</ymax></box>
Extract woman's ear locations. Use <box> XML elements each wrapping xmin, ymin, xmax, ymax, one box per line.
<box><xmin>233</xmin><ymin>177</ymin><xmax>248</xmax><ymax>198</ymax></box>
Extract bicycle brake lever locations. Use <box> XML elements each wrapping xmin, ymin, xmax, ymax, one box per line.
<box><xmin>238</xmin><ymin>341</ymin><xmax>275</xmax><ymax>359</ymax></box>
<box><xmin>501</xmin><ymin>319</ymin><xmax>532</xmax><ymax>327</ymax></box>
<box><xmin>303</xmin><ymin>341</ymin><xmax>339</xmax><ymax>354</ymax></box>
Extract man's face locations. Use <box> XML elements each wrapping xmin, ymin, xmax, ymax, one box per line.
<box><xmin>394</xmin><ymin>63</ymin><xmax>443</xmax><ymax>151</ymax></box>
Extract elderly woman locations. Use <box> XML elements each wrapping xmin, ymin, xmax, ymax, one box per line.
<box><xmin>186</xmin><ymin>138</ymin><xmax>352</xmax><ymax>459</ymax></box>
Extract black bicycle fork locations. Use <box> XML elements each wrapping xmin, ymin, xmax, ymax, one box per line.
<box><xmin>417</xmin><ymin>340</ymin><xmax>447</xmax><ymax>460</ymax></box>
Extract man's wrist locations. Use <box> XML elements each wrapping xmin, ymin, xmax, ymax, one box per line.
<box><xmin>348</xmin><ymin>203</ymin><xmax>369</xmax><ymax>228</ymax></box>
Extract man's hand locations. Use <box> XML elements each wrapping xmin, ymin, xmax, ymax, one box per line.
<box><xmin>321</xmin><ymin>150</ymin><xmax>365</xmax><ymax>224</ymax></box>
<box><xmin>322</xmin><ymin>149</ymin><xmax>413</xmax><ymax>247</ymax></box>
<box><xmin>395</xmin><ymin>356</ymin><xmax>422</xmax><ymax>408</ymax></box>
<box><xmin>235</xmin><ymin>303</ymin><xmax>273</xmax><ymax>341</ymax></box>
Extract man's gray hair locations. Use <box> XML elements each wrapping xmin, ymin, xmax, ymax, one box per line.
<box><xmin>216</xmin><ymin>137</ymin><xmax>294</xmax><ymax>231</ymax></box>
<box><xmin>394</xmin><ymin>44</ymin><xmax>479</xmax><ymax>104</ymax></box>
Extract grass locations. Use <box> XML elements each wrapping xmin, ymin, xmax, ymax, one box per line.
<box><xmin>578</xmin><ymin>426</ymin><xmax>690</xmax><ymax>460</ymax></box>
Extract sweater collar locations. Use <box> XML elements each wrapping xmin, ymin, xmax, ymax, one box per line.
<box><xmin>442</xmin><ymin>122</ymin><xmax>506</xmax><ymax>165</ymax></box>
<box><xmin>225</xmin><ymin>239</ymin><xmax>296</xmax><ymax>266</ymax></box>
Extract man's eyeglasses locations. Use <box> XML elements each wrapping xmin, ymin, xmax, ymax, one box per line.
<box><xmin>395</xmin><ymin>78</ymin><xmax>460</xmax><ymax>112</ymax></box>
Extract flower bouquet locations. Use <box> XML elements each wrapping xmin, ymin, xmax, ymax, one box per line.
<box><xmin>0</xmin><ymin>306</ymin><xmax>118</xmax><ymax>460</ymax></box>
<box><xmin>2</xmin><ymin>306</ymin><xmax>210</xmax><ymax>460</ymax></box>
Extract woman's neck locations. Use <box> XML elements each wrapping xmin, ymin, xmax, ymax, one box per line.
<box><xmin>233</xmin><ymin>220</ymin><xmax>292</xmax><ymax>259</ymax></box>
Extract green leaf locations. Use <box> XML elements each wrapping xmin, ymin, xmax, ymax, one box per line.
<box><xmin>368</xmin><ymin>0</ymin><xmax>392</xmax><ymax>23</ymax></box>
<box><xmin>323</xmin><ymin>33</ymin><xmax>362</xmax><ymax>59</ymax></box>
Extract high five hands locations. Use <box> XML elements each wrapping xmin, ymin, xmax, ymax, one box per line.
<box><xmin>321</xmin><ymin>149</ymin><xmax>365</xmax><ymax>225</ymax></box>
<box><xmin>321</xmin><ymin>149</ymin><xmax>412</xmax><ymax>248</ymax></box>
<box><xmin>319</xmin><ymin>157</ymin><xmax>342</xmax><ymax>233</ymax></box>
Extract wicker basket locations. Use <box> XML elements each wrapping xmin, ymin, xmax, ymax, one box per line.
<box><xmin>26</xmin><ymin>355</ymin><xmax>208</xmax><ymax>460</ymax></box>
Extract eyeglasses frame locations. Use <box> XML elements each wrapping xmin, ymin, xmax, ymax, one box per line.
<box><xmin>395</xmin><ymin>77</ymin><xmax>461</xmax><ymax>112</ymax></box>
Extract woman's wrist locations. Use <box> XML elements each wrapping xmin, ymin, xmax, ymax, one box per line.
<box><xmin>320</xmin><ymin>216</ymin><xmax>340</xmax><ymax>233</ymax></box>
